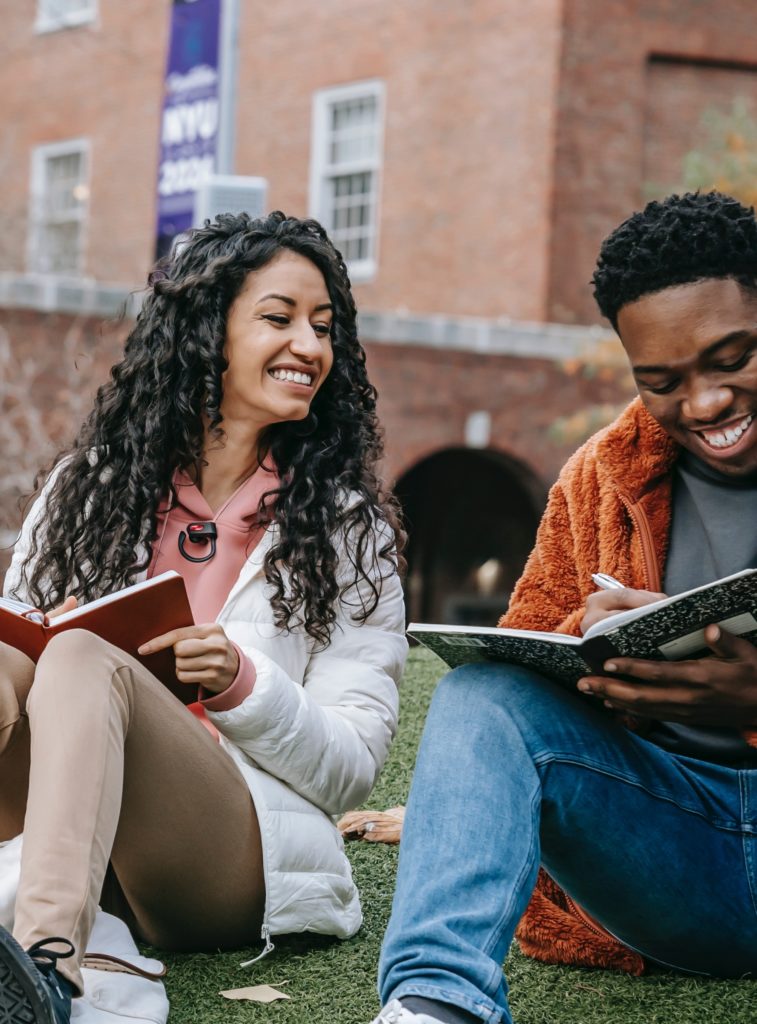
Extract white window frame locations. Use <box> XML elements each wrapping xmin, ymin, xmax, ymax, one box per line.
<box><xmin>309</xmin><ymin>79</ymin><xmax>385</xmax><ymax>282</ymax></box>
<box><xmin>28</xmin><ymin>138</ymin><xmax>91</xmax><ymax>278</ymax></box>
<box><xmin>35</xmin><ymin>0</ymin><xmax>97</xmax><ymax>33</ymax></box>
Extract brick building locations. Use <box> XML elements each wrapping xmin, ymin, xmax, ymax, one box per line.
<box><xmin>1</xmin><ymin>0</ymin><xmax>756</xmax><ymax>619</ymax></box>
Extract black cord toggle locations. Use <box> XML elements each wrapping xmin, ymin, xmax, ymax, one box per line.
<box><xmin>178</xmin><ymin>521</ymin><xmax>217</xmax><ymax>563</ymax></box>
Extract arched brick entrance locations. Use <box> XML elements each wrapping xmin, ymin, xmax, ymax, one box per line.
<box><xmin>395</xmin><ymin>447</ymin><xmax>545</xmax><ymax>626</ymax></box>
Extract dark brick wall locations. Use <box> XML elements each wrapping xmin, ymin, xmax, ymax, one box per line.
<box><xmin>548</xmin><ymin>0</ymin><xmax>757</xmax><ymax>324</ymax></box>
<box><xmin>365</xmin><ymin>340</ymin><xmax>628</xmax><ymax>486</ymax></box>
<box><xmin>643</xmin><ymin>56</ymin><xmax>757</xmax><ymax>194</ymax></box>
<box><xmin>0</xmin><ymin>309</ymin><xmax>128</xmax><ymax>577</ymax></box>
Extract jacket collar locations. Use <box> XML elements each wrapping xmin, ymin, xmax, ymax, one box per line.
<box><xmin>595</xmin><ymin>397</ymin><xmax>678</xmax><ymax>502</ymax></box>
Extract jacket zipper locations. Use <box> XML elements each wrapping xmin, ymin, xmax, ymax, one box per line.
<box><xmin>239</xmin><ymin>923</ymin><xmax>275</xmax><ymax>967</ymax></box>
<box><xmin>615</xmin><ymin>490</ymin><xmax>661</xmax><ymax>593</ymax></box>
<box><xmin>564</xmin><ymin>894</ymin><xmax>617</xmax><ymax>941</ymax></box>
<box><xmin>237</xmin><ymin>769</ymin><xmax>274</xmax><ymax>968</ymax></box>
<box><xmin>560</xmin><ymin>485</ymin><xmax>659</xmax><ymax>961</ymax></box>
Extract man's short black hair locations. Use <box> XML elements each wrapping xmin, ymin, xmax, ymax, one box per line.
<box><xmin>592</xmin><ymin>191</ymin><xmax>757</xmax><ymax>330</ymax></box>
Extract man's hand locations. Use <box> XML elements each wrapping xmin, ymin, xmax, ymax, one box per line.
<box><xmin>138</xmin><ymin>623</ymin><xmax>239</xmax><ymax>694</ymax></box>
<box><xmin>581</xmin><ymin>587</ymin><xmax>666</xmax><ymax>635</ymax></box>
<box><xmin>577</xmin><ymin>625</ymin><xmax>757</xmax><ymax>728</ymax></box>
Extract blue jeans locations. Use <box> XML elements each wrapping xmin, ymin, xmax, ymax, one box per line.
<box><xmin>378</xmin><ymin>664</ymin><xmax>757</xmax><ymax>1024</ymax></box>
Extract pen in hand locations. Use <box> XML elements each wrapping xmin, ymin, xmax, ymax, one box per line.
<box><xmin>591</xmin><ymin>572</ymin><xmax>626</xmax><ymax>591</ymax></box>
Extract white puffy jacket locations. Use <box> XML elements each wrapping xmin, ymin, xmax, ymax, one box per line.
<box><xmin>4</xmin><ymin>486</ymin><xmax>408</xmax><ymax>951</ymax></box>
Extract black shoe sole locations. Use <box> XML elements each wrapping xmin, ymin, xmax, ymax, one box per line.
<box><xmin>0</xmin><ymin>926</ymin><xmax>55</xmax><ymax>1024</ymax></box>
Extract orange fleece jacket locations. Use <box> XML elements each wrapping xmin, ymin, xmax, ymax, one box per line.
<box><xmin>501</xmin><ymin>397</ymin><xmax>757</xmax><ymax>974</ymax></box>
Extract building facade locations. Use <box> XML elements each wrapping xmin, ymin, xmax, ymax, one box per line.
<box><xmin>1</xmin><ymin>0</ymin><xmax>756</xmax><ymax>618</ymax></box>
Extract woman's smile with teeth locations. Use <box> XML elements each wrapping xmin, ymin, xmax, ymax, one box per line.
<box><xmin>699</xmin><ymin>413</ymin><xmax>754</xmax><ymax>450</ymax></box>
<box><xmin>269</xmin><ymin>368</ymin><xmax>313</xmax><ymax>386</ymax></box>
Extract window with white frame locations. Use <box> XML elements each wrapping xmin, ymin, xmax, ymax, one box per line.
<box><xmin>310</xmin><ymin>81</ymin><xmax>384</xmax><ymax>279</ymax></box>
<box><xmin>29</xmin><ymin>140</ymin><xmax>90</xmax><ymax>275</ymax></box>
<box><xmin>36</xmin><ymin>0</ymin><xmax>97</xmax><ymax>32</ymax></box>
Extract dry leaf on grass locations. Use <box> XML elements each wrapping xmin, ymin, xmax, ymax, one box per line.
<box><xmin>337</xmin><ymin>805</ymin><xmax>405</xmax><ymax>843</ymax></box>
<box><xmin>219</xmin><ymin>983</ymin><xmax>290</xmax><ymax>1003</ymax></box>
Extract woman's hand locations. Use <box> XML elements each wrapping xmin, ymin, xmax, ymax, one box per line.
<box><xmin>138</xmin><ymin>623</ymin><xmax>239</xmax><ymax>694</ymax></box>
<box><xmin>580</xmin><ymin>587</ymin><xmax>666</xmax><ymax>635</ymax></box>
<box><xmin>577</xmin><ymin>625</ymin><xmax>757</xmax><ymax>728</ymax></box>
<box><xmin>41</xmin><ymin>596</ymin><xmax>78</xmax><ymax>625</ymax></box>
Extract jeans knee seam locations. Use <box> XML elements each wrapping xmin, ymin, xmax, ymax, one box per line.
<box><xmin>742</xmin><ymin>833</ymin><xmax>757</xmax><ymax>921</ymax></box>
<box><xmin>481</xmin><ymin>781</ymin><xmax>540</xmax><ymax>967</ymax></box>
<box><xmin>739</xmin><ymin>773</ymin><xmax>757</xmax><ymax>921</ymax></box>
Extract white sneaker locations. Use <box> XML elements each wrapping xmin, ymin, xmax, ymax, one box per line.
<box><xmin>371</xmin><ymin>999</ymin><xmax>446</xmax><ymax>1024</ymax></box>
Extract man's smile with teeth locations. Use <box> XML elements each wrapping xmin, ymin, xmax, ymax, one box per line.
<box><xmin>269</xmin><ymin>368</ymin><xmax>314</xmax><ymax>386</ymax></box>
<box><xmin>696</xmin><ymin>413</ymin><xmax>754</xmax><ymax>450</ymax></box>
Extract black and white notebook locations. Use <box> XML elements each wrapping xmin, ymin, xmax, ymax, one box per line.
<box><xmin>408</xmin><ymin>568</ymin><xmax>757</xmax><ymax>686</ymax></box>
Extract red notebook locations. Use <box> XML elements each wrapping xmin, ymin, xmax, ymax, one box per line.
<box><xmin>0</xmin><ymin>571</ymin><xmax>194</xmax><ymax>703</ymax></box>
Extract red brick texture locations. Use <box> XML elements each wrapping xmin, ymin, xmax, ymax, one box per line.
<box><xmin>4</xmin><ymin>0</ymin><xmax>753</xmax><ymax>597</ymax></box>
<box><xmin>0</xmin><ymin>306</ymin><xmax>634</xmax><ymax>582</ymax></box>
<box><xmin>2</xmin><ymin>0</ymin><xmax>563</xmax><ymax>319</ymax></box>
<box><xmin>548</xmin><ymin>0</ymin><xmax>757</xmax><ymax>324</ymax></box>
<box><xmin>4</xmin><ymin>2</ymin><xmax>757</xmax><ymax>321</ymax></box>
<box><xmin>235</xmin><ymin>0</ymin><xmax>564</xmax><ymax>322</ymax></box>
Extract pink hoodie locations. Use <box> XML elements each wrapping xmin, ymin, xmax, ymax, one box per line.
<box><xmin>148</xmin><ymin>463</ymin><xmax>279</xmax><ymax>716</ymax></box>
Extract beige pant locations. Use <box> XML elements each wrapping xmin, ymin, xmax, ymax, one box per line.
<box><xmin>0</xmin><ymin>631</ymin><xmax>265</xmax><ymax>995</ymax></box>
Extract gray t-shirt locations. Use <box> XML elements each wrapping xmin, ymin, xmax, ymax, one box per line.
<box><xmin>646</xmin><ymin>451</ymin><xmax>757</xmax><ymax>765</ymax></box>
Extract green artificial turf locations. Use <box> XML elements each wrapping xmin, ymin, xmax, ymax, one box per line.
<box><xmin>152</xmin><ymin>647</ymin><xmax>756</xmax><ymax>1023</ymax></box>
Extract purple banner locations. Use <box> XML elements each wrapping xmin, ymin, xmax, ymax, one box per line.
<box><xmin>155</xmin><ymin>0</ymin><xmax>222</xmax><ymax>258</ymax></box>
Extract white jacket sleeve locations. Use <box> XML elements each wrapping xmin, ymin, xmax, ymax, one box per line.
<box><xmin>3</xmin><ymin>474</ymin><xmax>58</xmax><ymax>602</ymax></box>
<box><xmin>206</xmin><ymin>559</ymin><xmax>407</xmax><ymax>817</ymax></box>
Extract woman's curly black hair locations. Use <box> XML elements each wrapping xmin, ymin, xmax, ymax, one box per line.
<box><xmin>593</xmin><ymin>191</ymin><xmax>757</xmax><ymax>330</ymax></box>
<box><xmin>19</xmin><ymin>211</ymin><xmax>404</xmax><ymax>647</ymax></box>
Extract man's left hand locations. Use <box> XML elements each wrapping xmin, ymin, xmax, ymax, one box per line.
<box><xmin>577</xmin><ymin>625</ymin><xmax>757</xmax><ymax>727</ymax></box>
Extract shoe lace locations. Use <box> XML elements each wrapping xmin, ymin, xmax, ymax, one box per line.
<box><xmin>26</xmin><ymin>937</ymin><xmax>75</xmax><ymax>998</ymax></box>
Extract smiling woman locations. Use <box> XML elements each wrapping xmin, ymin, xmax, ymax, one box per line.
<box><xmin>221</xmin><ymin>251</ymin><xmax>335</xmax><ymax>440</ymax></box>
<box><xmin>0</xmin><ymin>212</ymin><xmax>407</xmax><ymax>1023</ymax></box>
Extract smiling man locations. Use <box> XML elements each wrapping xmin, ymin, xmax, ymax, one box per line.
<box><xmin>370</xmin><ymin>193</ymin><xmax>757</xmax><ymax>1024</ymax></box>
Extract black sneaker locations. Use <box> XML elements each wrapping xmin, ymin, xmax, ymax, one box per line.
<box><xmin>0</xmin><ymin>927</ymin><xmax>75</xmax><ymax>1024</ymax></box>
